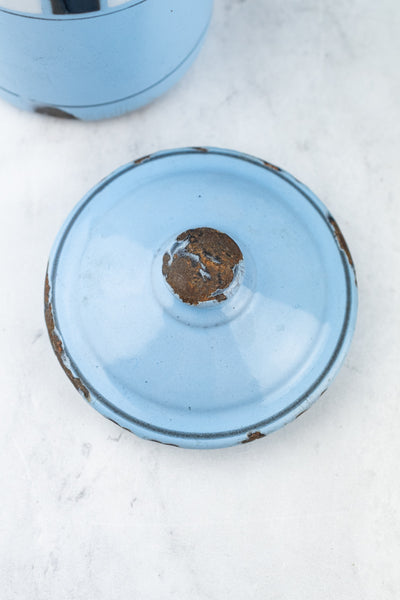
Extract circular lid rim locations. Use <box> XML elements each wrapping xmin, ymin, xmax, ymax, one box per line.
<box><xmin>45</xmin><ymin>146</ymin><xmax>358</xmax><ymax>447</ymax></box>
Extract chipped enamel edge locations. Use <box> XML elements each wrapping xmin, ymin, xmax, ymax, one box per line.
<box><xmin>45</xmin><ymin>147</ymin><xmax>358</xmax><ymax>449</ymax></box>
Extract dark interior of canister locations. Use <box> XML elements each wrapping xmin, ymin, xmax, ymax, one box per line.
<box><xmin>50</xmin><ymin>0</ymin><xmax>100</xmax><ymax>14</ymax></box>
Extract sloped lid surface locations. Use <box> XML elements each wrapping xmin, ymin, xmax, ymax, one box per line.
<box><xmin>45</xmin><ymin>148</ymin><xmax>357</xmax><ymax>448</ymax></box>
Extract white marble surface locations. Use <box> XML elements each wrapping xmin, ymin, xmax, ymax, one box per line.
<box><xmin>0</xmin><ymin>0</ymin><xmax>399</xmax><ymax>598</ymax></box>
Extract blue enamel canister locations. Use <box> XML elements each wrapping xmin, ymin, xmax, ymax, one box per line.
<box><xmin>0</xmin><ymin>0</ymin><xmax>213</xmax><ymax>120</ymax></box>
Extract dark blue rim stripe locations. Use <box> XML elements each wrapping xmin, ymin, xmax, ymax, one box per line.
<box><xmin>49</xmin><ymin>148</ymin><xmax>356</xmax><ymax>440</ymax></box>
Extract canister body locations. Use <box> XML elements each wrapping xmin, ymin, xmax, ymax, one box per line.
<box><xmin>0</xmin><ymin>0</ymin><xmax>213</xmax><ymax>119</ymax></box>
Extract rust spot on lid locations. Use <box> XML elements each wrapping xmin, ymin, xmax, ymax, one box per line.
<box><xmin>134</xmin><ymin>154</ymin><xmax>151</xmax><ymax>165</ymax></box>
<box><xmin>241</xmin><ymin>431</ymin><xmax>265</xmax><ymax>444</ymax></box>
<box><xmin>44</xmin><ymin>273</ymin><xmax>91</xmax><ymax>402</ymax></box>
<box><xmin>162</xmin><ymin>227</ymin><xmax>243</xmax><ymax>305</ymax></box>
<box><xmin>328</xmin><ymin>215</ymin><xmax>355</xmax><ymax>270</ymax></box>
<box><xmin>192</xmin><ymin>147</ymin><xmax>209</xmax><ymax>153</ymax></box>
<box><xmin>328</xmin><ymin>215</ymin><xmax>357</xmax><ymax>287</ymax></box>
<box><xmin>262</xmin><ymin>160</ymin><xmax>281</xmax><ymax>172</ymax></box>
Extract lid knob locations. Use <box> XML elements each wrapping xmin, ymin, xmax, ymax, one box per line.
<box><xmin>162</xmin><ymin>227</ymin><xmax>243</xmax><ymax>305</ymax></box>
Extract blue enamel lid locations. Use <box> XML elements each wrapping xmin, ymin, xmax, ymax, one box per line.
<box><xmin>45</xmin><ymin>148</ymin><xmax>358</xmax><ymax>449</ymax></box>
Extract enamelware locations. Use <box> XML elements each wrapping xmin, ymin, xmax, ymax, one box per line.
<box><xmin>0</xmin><ymin>1</ymin><xmax>213</xmax><ymax>119</ymax></box>
<box><xmin>45</xmin><ymin>148</ymin><xmax>358</xmax><ymax>448</ymax></box>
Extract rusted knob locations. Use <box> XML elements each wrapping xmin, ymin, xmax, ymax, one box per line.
<box><xmin>162</xmin><ymin>227</ymin><xmax>243</xmax><ymax>305</ymax></box>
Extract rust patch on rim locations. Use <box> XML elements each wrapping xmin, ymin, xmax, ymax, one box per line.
<box><xmin>328</xmin><ymin>215</ymin><xmax>355</xmax><ymax>269</ymax></box>
<box><xmin>44</xmin><ymin>273</ymin><xmax>91</xmax><ymax>402</ymax></box>
<box><xmin>192</xmin><ymin>147</ymin><xmax>209</xmax><ymax>153</ymax></box>
<box><xmin>134</xmin><ymin>154</ymin><xmax>151</xmax><ymax>165</ymax></box>
<box><xmin>262</xmin><ymin>160</ymin><xmax>281</xmax><ymax>172</ymax></box>
<box><xmin>241</xmin><ymin>431</ymin><xmax>266</xmax><ymax>444</ymax></box>
<box><xmin>162</xmin><ymin>227</ymin><xmax>243</xmax><ymax>305</ymax></box>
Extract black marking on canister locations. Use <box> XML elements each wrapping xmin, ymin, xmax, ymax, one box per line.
<box><xmin>50</xmin><ymin>0</ymin><xmax>100</xmax><ymax>14</ymax></box>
